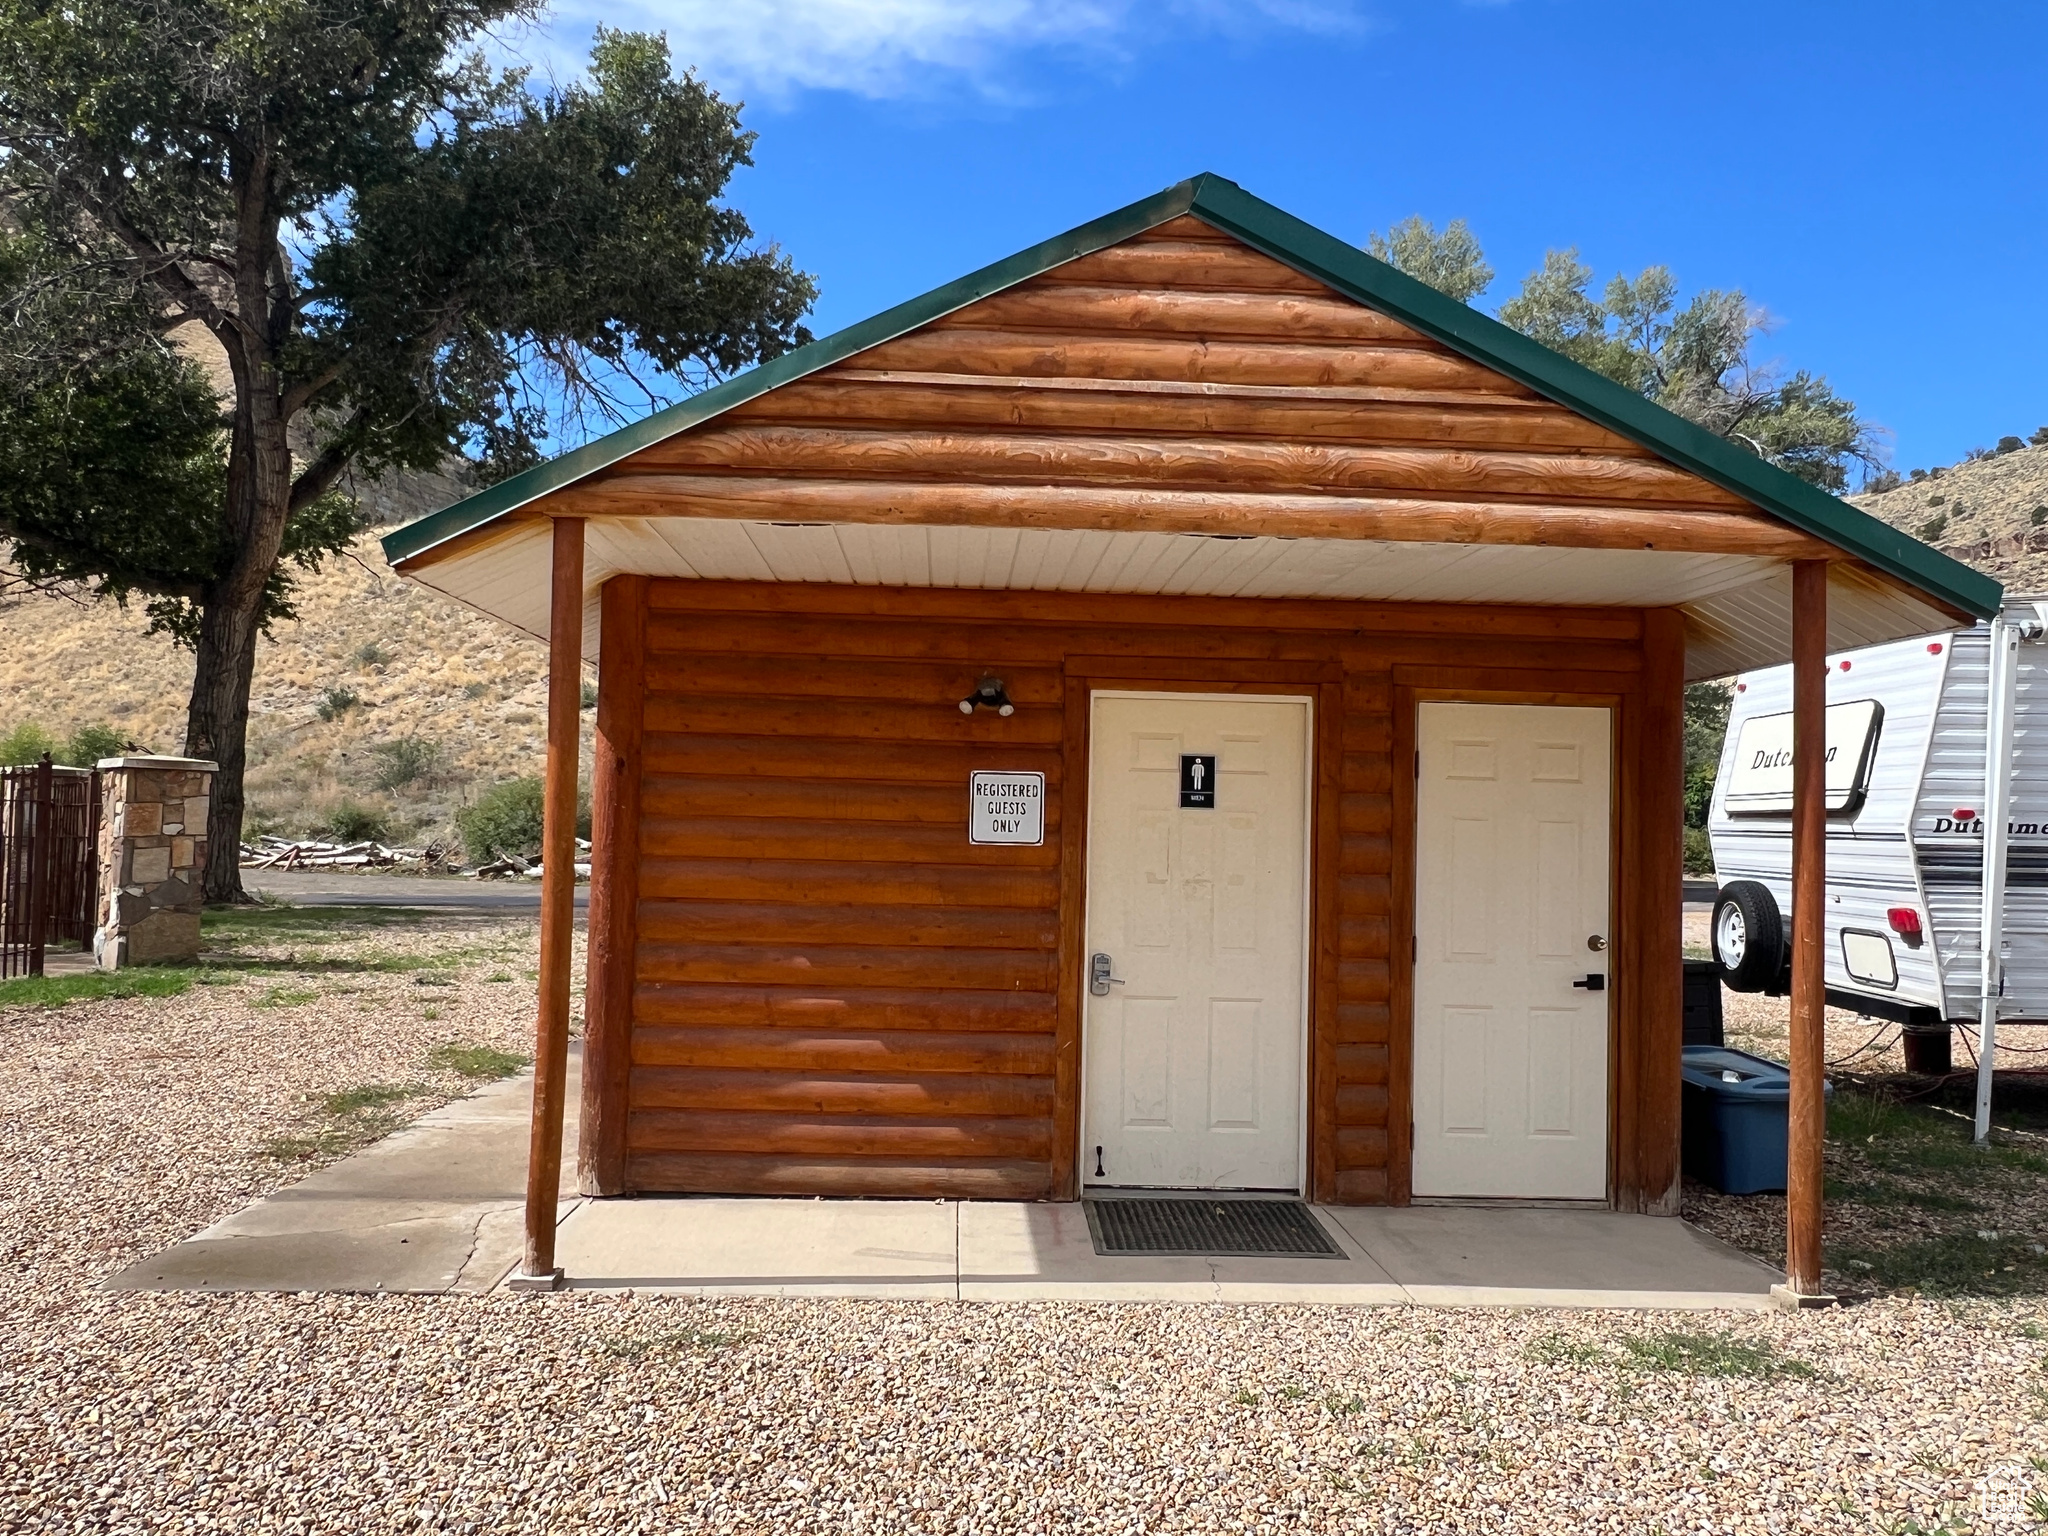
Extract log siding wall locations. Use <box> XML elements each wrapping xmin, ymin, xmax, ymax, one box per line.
<box><xmin>592</xmin><ymin>581</ymin><xmax>1682</xmax><ymax>1206</ymax></box>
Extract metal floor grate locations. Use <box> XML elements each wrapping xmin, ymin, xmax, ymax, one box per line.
<box><xmin>1083</xmin><ymin>1197</ymin><xmax>1346</xmax><ymax>1258</ymax></box>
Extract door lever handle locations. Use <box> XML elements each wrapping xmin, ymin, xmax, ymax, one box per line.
<box><xmin>1089</xmin><ymin>953</ymin><xmax>1125</xmax><ymax>997</ymax></box>
<box><xmin>1572</xmin><ymin>974</ymin><xmax>1606</xmax><ymax>992</ymax></box>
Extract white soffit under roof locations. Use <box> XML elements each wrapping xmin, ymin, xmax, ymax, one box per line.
<box><xmin>403</xmin><ymin>516</ymin><xmax>1964</xmax><ymax>683</ymax></box>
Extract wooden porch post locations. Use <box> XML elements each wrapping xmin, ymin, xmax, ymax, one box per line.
<box><xmin>1783</xmin><ymin>559</ymin><xmax>1830</xmax><ymax>1302</ymax></box>
<box><xmin>513</xmin><ymin>516</ymin><xmax>586</xmax><ymax>1289</ymax></box>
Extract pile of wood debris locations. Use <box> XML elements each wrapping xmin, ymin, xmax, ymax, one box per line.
<box><xmin>239</xmin><ymin>836</ymin><xmax>456</xmax><ymax>871</ymax></box>
<box><xmin>471</xmin><ymin>839</ymin><xmax>592</xmax><ymax>881</ymax></box>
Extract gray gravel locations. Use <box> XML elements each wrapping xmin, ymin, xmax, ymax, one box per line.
<box><xmin>3</xmin><ymin>913</ymin><xmax>2045</xmax><ymax>1533</ymax></box>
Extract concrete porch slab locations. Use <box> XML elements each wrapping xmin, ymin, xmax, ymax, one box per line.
<box><xmin>106</xmin><ymin>1048</ymin><xmax>580</xmax><ymax>1295</ymax></box>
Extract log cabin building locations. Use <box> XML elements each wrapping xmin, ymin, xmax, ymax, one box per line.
<box><xmin>382</xmin><ymin>177</ymin><xmax>1996</xmax><ymax>1275</ymax></box>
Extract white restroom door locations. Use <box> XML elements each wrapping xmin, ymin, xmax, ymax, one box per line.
<box><xmin>1082</xmin><ymin>693</ymin><xmax>1311</xmax><ymax>1190</ymax></box>
<box><xmin>1412</xmin><ymin>702</ymin><xmax>1612</xmax><ymax>1200</ymax></box>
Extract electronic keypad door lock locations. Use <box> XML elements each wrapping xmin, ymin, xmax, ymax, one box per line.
<box><xmin>1089</xmin><ymin>953</ymin><xmax>1125</xmax><ymax>997</ymax></box>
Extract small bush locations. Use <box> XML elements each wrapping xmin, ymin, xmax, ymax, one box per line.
<box><xmin>370</xmin><ymin>735</ymin><xmax>441</xmax><ymax>791</ymax></box>
<box><xmin>2032</xmin><ymin>426</ymin><xmax>2048</xmax><ymax>447</ymax></box>
<box><xmin>1682</xmin><ymin>826</ymin><xmax>1714</xmax><ymax>875</ymax></box>
<box><xmin>354</xmin><ymin>640</ymin><xmax>393</xmax><ymax>667</ymax></box>
<box><xmin>62</xmin><ymin>723</ymin><xmax>129</xmax><ymax>766</ymax></box>
<box><xmin>317</xmin><ymin>686</ymin><xmax>361</xmax><ymax>722</ymax></box>
<box><xmin>1997</xmin><ymin>435</ymin><xmax>2025</xmax><ymax>455</ymax></box>
<box><xmin>1909</xmin><ymin>467</ymin><xmax>1927</xmax><ymax>480</ymax></box>
<box><xmin>455</xmin><ymin>777</ymin><xmax>590</xmax><ymax>860</ymax></box>
<box><xmin>462</xmin><ymin>681</ymin><xmax>490</xmax><ymax>700</ymax></box>
<box><xmin>2033</xmin><ymin>506</ymin><xmax>2048</xmax><ymax>528</ymax></box>
<box><xmin>1918</xmin><ymin>513</ymin><xmax>1948</xmax><ymax>542</ymax></box>
<box><xmin>1926</xmin><ymin>493</ymin><xmax>1945</xmax><ymax>507</ymax></box>
<box><xmin>580</xmin><ymin>679</ymin><xmax>598</xmax><ymax>710</ymax></box>
<box><xmin>0</xmin><ymin>722</ymin><xmax>58</xmax><ymax>765</ymax></box>
<box><xmin>319</xmin><ymin>800</ymin><xmax>391</xmax><ymax>844</ymax></box>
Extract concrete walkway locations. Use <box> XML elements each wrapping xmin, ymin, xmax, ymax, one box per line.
<box><xmin>108</xmin><ymin>1049</ymin><xmax>579</xmax><ymax>1294</ymax></box>
<box><xmin>111</xmin><ymin>1041</ymin><xmax>1780</xmax><ymax>1309</ymax></box>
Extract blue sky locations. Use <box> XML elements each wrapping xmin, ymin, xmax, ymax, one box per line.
<box><xmin>540</xmin><ymin>0</ymin><xmax>2045</xmax><ymax>475</ymax></box>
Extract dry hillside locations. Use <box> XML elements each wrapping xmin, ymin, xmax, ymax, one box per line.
<box><xmin>1850</xmin><ymin>438</ymin><xmax>2048</xmax><ymax>591</ymax></box>
<box><xmin>0</xmin><ymin>493</ymin><xmax>593</xmax><ymax>848</ymax></box>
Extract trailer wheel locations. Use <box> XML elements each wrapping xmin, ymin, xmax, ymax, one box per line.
<box><xmin>1712</xmin><ymin>882</ymin><xmax>1785</xmax><ymax>993</ymax></box>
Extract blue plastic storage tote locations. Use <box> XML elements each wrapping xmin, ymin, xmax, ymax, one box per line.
<box><xmin>1680</xmin><ymin>1045</ymin><xmax>1832</xmax><ymax>1196</ymax></box>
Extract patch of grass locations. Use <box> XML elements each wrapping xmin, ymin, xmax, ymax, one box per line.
<box><xmin>1323</xmin><ymin>1393</ymin><xmax>1368</xmax><ymax>1416</ymax></box>
<box><xmin>429</xmin><ymin>1043</ymin><xmax>528</xmax><ymax>1080</ymax></box>
<box><xmin>411</xmin><ymin>971</ymin><xmax>456</xmax><ymax>987</ymax></box>
<box><xmin>1825</xmin><ymin>1176</ymin><xmax>1984</xmax><ymax>1213</ymax></box>
<box><xmin>202</xmin><ymin>904</ymin><xmax>410</xmax><ymax>940</ymax></box>
<box><xmin>483</xmin><ymin>970</ymin><xmax>515</xmax><ymax>983</ymax></box>
<box><xmin>321</xmin><ymin>1083</ymin><xmax>427</xmax><ymax>1117</ymax></box>
<box><xmin>1525</xmin><ymin>1333</ymin><xmax>1610</xmax><ymax>1367</ymax></box>
<box><xmin>1830</xmin><ymin>1233</ymin><xmax>2048</xmax><ymax>1298</ymax></box>
<box><xmin>1829</xmin><ymin>1089</ymin><xmax>1923</xmax><ymax>1145</ymax></box>
<box><xmin>600</xmin><ymin>1326</ymin><xmax>748</xmax><ymax>1360</ymax></box>
<box><xmin>261</xmin><ymin>1082</ymin><xmax>431</xmax><ymax>1163</ymax></box>
<box><xmin>1232</xmin><ymin>1388</ymin><xmax>1262</xmax><ymax>1406</ymax></box>
<box><xmin>1276</xmin><ymin>1384</ymin><xmax>1309</xmax><ymax>1401</ymax></box>
<box><xmin>1618</xmin><ymin>1330</ymin><xmax>1816</xmax><ymax>1380</ymax></box>
<box><xmin>0</xmin><ymin>967</ymin><xmax>194</xmax><ymax>1010</ymax></box>
<box><xmin>253</xmin><ymin>985</ymin><xmax>321</xmax><ymax>1008</ymax></box>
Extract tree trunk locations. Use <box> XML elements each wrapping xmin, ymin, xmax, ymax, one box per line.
<box><xmin>185</xmin><ymin>346</ymin><xmax>298</xmax><ymax>904</ymax></box>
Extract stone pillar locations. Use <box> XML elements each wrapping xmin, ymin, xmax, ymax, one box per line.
<box><xmin>93</xmin><ymin>756</ymin><xmax>218</xmax><ymax>970</ymax></box>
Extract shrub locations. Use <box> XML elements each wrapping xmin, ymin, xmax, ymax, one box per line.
<box><xmin>354</xmin><ymin>640</ymin><xmax>393</xmax><ymax>667</ymax></box>
<box><xmin>317</xmin><ymin>685</ymin><xmax>361</xmax><ymax>722</ymax></box>
<box><xmin>1996</xmin><ymin>435</ymin><xmax>2025</xmax><ymax>455</ymax></box>
<box><xmin>462</xmin><ymin>681</ymin><xmax>490</xmax><ymax>700</ymax></box>
<box><xmin>455</xmin><ymin>776</ymin><xmax>590</xmax><ymax>861</ymax></box>
<box><xmin>580</xmin><ymin>679</ymin><xmax>598</xmax><ymax>710</ymax></box>
<box><xmin>2032</xmin><ymin>426</ymin><xmax>2048</xmax><ymax>447</ymax></box>
<box><xmin>1861</xmin><ymin>468</ymin><xmax>1901</xmax><ymax>494</ymax></box>
<box><xmin>1682</xmin><ymin>826</ymin><xmax>1714</xmax><ymax>876</ymax></box>
<box><xmin>2034</xmin><ymin>507</ymin><xmax>2048</xmax><ymax>528</ymax></box>
<box><xmin>63</xmin><ymin>723</ymin><xmax>128</xmax><ymax>766</ymax></box>
<box><xmin>320</xmin><ymin>800</ymin><xmax>392</xmax><ymax>844</ymax></box>
<box><xmin>370</xmin><ymin>735</ymin><xmax>441</xmax><ymax>791</ymax></box>
<box><xmin>1909</xmin><ymin>467</ymin><xmax>1927</xmax><ymax>481</ymax></box>
<box><xmin>0</xmin><ymin>722</ymin><xmax>58</xmax><ymax>765</ymax></box>
<box><xmin>1926</xmin><ymin>493</ymin><xmax>1945</xmax><ymax>506</ymax></box>
<box><xmin>1919</xmin><ymin>513</ymin><xmax>1948</xmax><ymax>542</ymax></box>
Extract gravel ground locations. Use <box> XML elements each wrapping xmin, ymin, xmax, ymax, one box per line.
<box><xmin>3</xmin><ymin>909</ymin><xmax>2047</xmax><ymax>1533</ymax></box>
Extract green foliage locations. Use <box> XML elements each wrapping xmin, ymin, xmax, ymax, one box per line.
<box><xmin>1618</xmin><ymin>1331</ymin><xmax>1815</xmax><ymax>1379</ymax></box>
<box><xmin>1682</xmin><ymin>825</ymin><xmax>1714</xmax><ymax>876</ymax></box>
<box><xmin>63</xmin><ymin>723</ymin><xmax>128</xmax><ymax>766</ymax></box>
<box><xmin>1682</xmin><ymin>680</ymin><xmax>1732</xmax><ymax>828</ymax></box>
<box><xmin>580</xmin><ymin>679</ymin><xmax>599</xmax><ymax>710</ymax></box>
<box><xmin>317</xmin><ymin>686</ymin><xmax>361</xmax><ymax>723</ymax></box>
<box><xmin>0</xmin><ymin>967</ymin><xmax>195</xmax><ymax>1009</ymax></box>
<box><xmin>429</xmin><ymin>1043</ymin><xmax>529</xmax><ymax>1079</ymax></box>
<box><xmin>0</xmin><ymin>721</ymin><xmax>57</xmax><ymax>765</ymax></box>
<box><xmin>1829</xmin><ymin>1233</ymin><xmax>2048</xmax><ymax>1297</ymax></box>
<box><xmin>319</xmin><ymin>800</ymin><xmax>392</xmax><ymax>844</ymax></box>
<box><xmin>1920</xmin><ymin>513</ymin><xmax>1949</xmax><ymax>542</ymax></box>
<box><xmin>369</xmin><ymin>735</ymin><xmax>441</xmax><ymax>791</ymax></box>
<box><xmin>1365</xmin><ymin>216</ymin><xmax>1494</xmax><ymax>304</ymax></box>
<box><xmin>455</xmin><ymin>775</ymin><xmax>589</xmax><ymax>859</ymax></box>
<box><xmin>2032</xmin><ymin>426</ymin><xmax>2048</xmax><ymax>447</ymax></box>
<box><xmin>1997</xmin><ymin>435</ymin><xmax>2026</xmax><ymax>454</ymax></box>
<box><xmin>354</xmin><ymin>641</ymin><xmax>394</xmax><ymax>668</ymax></box>
<box><xmin>2032</xmin><ymin>507</ymin><xmax>2048</xmax><ymax>528</ymax></box>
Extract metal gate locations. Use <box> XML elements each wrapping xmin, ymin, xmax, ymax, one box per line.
<box><xmin>0</xmin><ymin>757</ymin><xmax>102</xmax><ymax>979</ymax></box>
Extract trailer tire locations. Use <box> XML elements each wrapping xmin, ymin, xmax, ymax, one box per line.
<box><xmin>1712</xmin><ymin>882</ymin><xmax>1785</xmax><ymax>994</ymax></box>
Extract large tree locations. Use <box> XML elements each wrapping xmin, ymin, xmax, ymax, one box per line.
<box><xmin>0</xmin><ymin>4</ymin><xmax>815</xmax><ymax>899</ymax></box>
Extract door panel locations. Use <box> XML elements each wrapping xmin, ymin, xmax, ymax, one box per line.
<box><xmin>1083</xmin><ymin>694</ymin><xmax>1310</xmax><ymax>1190</ymax></box>
<box><xmin>1413</xmin><ymin>701</ymin><xmax>1611</xmax><ymax>1199</ymax></box>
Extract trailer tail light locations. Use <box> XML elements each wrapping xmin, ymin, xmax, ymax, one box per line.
<box><xmin>1928</xmin><ymin>642</ymin><xmax>1944</xmax><ymax>655</ymax></box>
<box><xmin>1839</xmin><ymin>660</ymin><xmax>1852</xmax><ymax>671</ymax></box>
<box><xmin>1886</xmin><ymin>907</ymin><xmax>1924</xmax><ymax>948</ymax></box>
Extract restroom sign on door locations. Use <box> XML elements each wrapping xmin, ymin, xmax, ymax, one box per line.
<box><xmin>1180</xmin><ymin>754</ymin><xmax>1217</xmax><ymax>809</ymax></box>
<box><xmin>969</xmin><ymin>771</ymin><xmax>1045</xmax><ymax>845</ymax></box>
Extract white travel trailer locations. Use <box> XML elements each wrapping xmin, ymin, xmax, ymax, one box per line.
<box><xmin>1707</xmin><ymin>595</ymin><xmax>2048</xmax><ymax>1078</ymax></box>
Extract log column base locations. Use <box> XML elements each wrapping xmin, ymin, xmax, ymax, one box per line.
<box><xmin>1770</xmin><ymin>1283</ymin><xmax>1839</xmax><ymax>1311</ymax></box>
<box><xmin>506</xmin><ymin>1267</ymin><xmax>566</xmax><ymax>1293</ymax></box>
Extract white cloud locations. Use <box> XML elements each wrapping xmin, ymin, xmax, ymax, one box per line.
<box><xmin>547</xmin><ymin>0</ymin><xmax>1375</xmax><ymax>100</ymax></box>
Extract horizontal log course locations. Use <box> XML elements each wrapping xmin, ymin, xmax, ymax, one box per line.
<box><xmin>1338</xmin><ymin>873</ymin><xmax>1392</xmax><ymax>913</ymax></box>
<box><xmin>645</xmin><ymin>612</ymin><xmax>1346</xmax><ymax>667</ymax></box>
<box><xmin>636</xmin><ymin>900</ymin><xmax>1059</xmax><ymax>951</ymax></box>
<box><xmin>1337</xmin><ymin>836</ymin><xmax>1393</xmax><ymax>879</ymax></box>
<box><xmin>642</xmin><ymin>693</ymin><xmax>1064</xmax><ymax>744</ymax></box>
<box><xmin>1337</xmin><ymin>960</ymin><xmax>1391</xmax><ymax>1003</ymax></box>
<box><xmin>939</xmin><ymin>284</ymin><xmax>1430</xmax><ymax>343</ymax></box>
<box><xmin>1335</xmin><ymin>1126</ymin><xmax>1390</xmax><ymax>1166</ymax></box>
<box><xmin>1342</xmin><ymin>753</ymin><xmax>1394</xmax><ymax>794</ymax></box>
<box><xmin>640</xmin><ymin>733</ymin><xmax>1063</xmax><ymax>787</ymax></box>
<box><xmin>1336</xmin><ymin>1083</ymin><xmax>1390</xmax><ymax>1125</ymax></box>
<box><xmin>638</xmin><ymin>816</ymin><xmax>1063</xmax><ymax>870</ymax></box>
<box><xmin>1330</xmin><ymin>1167</ymin><xmax>1389</xmax><ymax>1202</ymax></box>
<box><xmin>627</xmin><ymin>1109</ymin><xmax>1053</xmax><ymax>1160</ymax></box>
<box><xmin>632</xmin><ymin>982</ymin><xmax>1058</xmax><ymax>1033</ymax></box>
<box><xmin>1046</xmin><ymin>239</ymin><xmax>1334</xmax><ymax>294</ymax></box>
<box><xmin>630</xmin><ymin>1065</ymin><xmax>1055</xmax><ymax>1119</ymax></box>
<box><xmin>1337</xmin><ymin>914</ymin><xmax>1392</xmax><ymax>959</ymax></box>
<box><xmin>625</xmin><ymin>1153</ymin><xmax>1051</xmax><ymax>1200</ymax></box>
<box><xmin>637</xmin><ymin>858</ymin><xmax>1059</xmax><ymax>908</ymax></box>
<box><xmin>1340</xmin><ymin>793</ymin><xmax>1393</xmax><ymax>835</ymax></box>
<box><xmin>848</xmin><ymin>330</ymin><xmax>1528</xmax><ymax>393</ymax></box>
<box><xmin>1335</xmin><ymin>1042</ymin><xmax>1390</xmax><ymax>1084</ymax></box>
<box><xmin>1334</xmin><ymin>1003</ymin><xmax>1391</xmax><ymax>1044</ymax></box>
<box><xmin>726</xmin><ymin>374</ymin><xmax>1632</xmax><ymax>450</ymax></box>
<box><xmin>571</xmin><ymin>476</ymin><xmax>1816</xmax><ymax>557</ymax></box>
<box><xmin>631</xmin><ymin>1024</ymin><xmax>1056</xmax><ymax>1075</ymax></box>
<box><xmin>640</xmin><ymin>774</ymin><xmax>1050</xmax><ymax>828</ymax></box>
<box><xmin>639</xmin><ymin>653</ymin><xmax>1066</xmax><ymax>707</ymax></box>
<box><xmin>631</xmin><ymin>425</ymin><xmax>1746</xmax><ymax>509</ymax></box>
<box><xmin>636</xmin><ymin>941</ymin><xmax>1062</xmax><ymax>992</ymax></box>
<box><xmin>644</xmin><ymin>577</ymin><xmax>1650</xmax><ymax>643</ymax></box>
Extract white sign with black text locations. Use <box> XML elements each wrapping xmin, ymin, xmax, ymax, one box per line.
<box><xmin>969</xmin><ymin>771</ymin><xmax>1045</xmax><ymax>845</ymax></box>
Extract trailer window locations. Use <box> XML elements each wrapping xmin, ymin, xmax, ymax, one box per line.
<box><xmin>1722</xmin><ymin>698</ymin><xmax>1884</xmax><ymax>816</ymax></box>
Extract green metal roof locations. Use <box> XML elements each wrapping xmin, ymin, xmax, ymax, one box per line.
<box><xmin>381</xmin><ymin>174</ymin><xmax>2001</xmax><ymax>621</ymax></box>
